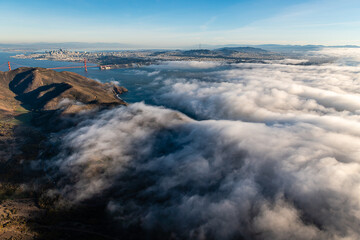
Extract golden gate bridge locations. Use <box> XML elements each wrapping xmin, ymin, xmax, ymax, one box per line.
<box><xmin>0</xmin><ymin>59</ymin><xmax>99</xmax><ymax>72</ymax></box>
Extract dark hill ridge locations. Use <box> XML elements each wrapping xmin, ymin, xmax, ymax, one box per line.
<box><xmin>215</xmin><ymin>46</ymin><xmax>269</xmax><ymax>53</ymax></box>
<box><xmin>0</xmin><ymin>67</ymin><xmax>127</xmax><ymax>113</ymax></box>
<box><xmin>167</xmin><ymin>46</ymin><xmax>276</xmax><ymax>60</ymax></box>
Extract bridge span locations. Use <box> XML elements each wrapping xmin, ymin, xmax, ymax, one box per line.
<box><xmin>1</xmin><ymin>58</ymin><xmax>99</xmax><ymax>72</ymax></box>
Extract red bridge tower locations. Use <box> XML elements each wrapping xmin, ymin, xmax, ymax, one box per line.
<box><xmin>84</xmin><ymin>58</ymin><xmax>88</xmax><ymax>72</ymax></box>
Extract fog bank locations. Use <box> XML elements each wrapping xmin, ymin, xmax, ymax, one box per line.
<box><xmin>41</xmin><ymin>48</ymin><xmax>360</xmax><ymax>239</ymax></box>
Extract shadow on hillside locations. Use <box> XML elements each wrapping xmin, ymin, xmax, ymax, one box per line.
<box><xmin>15</xmin><ymin>83</ymin><xmax>72</xmax><ymax>111</ymax></box>
<box><xmin>8</xmin><ymin>68</ymin><xmax>35</xmax><ymax>95</ymax></box>
<box><xmin>8</xmin><ymin>68</ymin><xmax>73</xmax><ymax>111</ymax></box>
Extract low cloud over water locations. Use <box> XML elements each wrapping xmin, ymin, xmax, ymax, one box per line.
<box><xmin>41</xmin><ymin>49</ymin><xmax>360</xmax><ymax>239</ymax></box>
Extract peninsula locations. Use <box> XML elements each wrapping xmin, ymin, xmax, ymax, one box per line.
<box><xmin>0</xmin><ymin>68</ymin><xmax>127</xmax><ymax>239</ymax></box>
<box><xmin>12</xmin><ymin>47</ymin><xmax>284</xmax><ymax>70</ymax></box>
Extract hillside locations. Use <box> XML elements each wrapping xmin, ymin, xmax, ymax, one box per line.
<box><xmin>215</xmin><ymin>46</ymin><xmax>268</xmax><ymax>53</ymax></box>
<box><xmin>1</xmin><ymin>67</ymin><xmax>126</xmax><ymax>113</ymax></box>
<box><xmin>0</xmin><ymin>71</ymin><xmax>20</xmax><ymax>117</ymax></box>
<box><xmin>0</xmin><ymin>67</ymin><xmax>128</xmax><ymax>239</ymax></box>
<box><xmin>0</xmin><ymin>67</ymin><xmax>127</xmax><ymax>161</ymax></box>
<box><xmin>0</xmin><ymin>66</ymin><xmax>127</xmax><ymax>164</ymax></box>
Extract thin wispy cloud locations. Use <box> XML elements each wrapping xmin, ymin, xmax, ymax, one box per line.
<box><xmin>200</xmin><ymin>16</ymin><xmax>218</xmax><ymax>31</ymax></box>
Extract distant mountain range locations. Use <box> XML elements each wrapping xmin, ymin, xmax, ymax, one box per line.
<box><xmin>199</xmin><ymin>44</ymin><xmax>360</xmax><ymax>53</ymax></box>
<box><xmin>176</xmin><ymin>47</ymin><xmax>272</xmax><ymax>58</ymax></box>
<box><xmin>0</xmin><ymin>42</ymin><xmax>359</xmax><ymax>52</ymax></box>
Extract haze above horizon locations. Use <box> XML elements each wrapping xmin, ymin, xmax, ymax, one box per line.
<box><xmin>1</xmin><ymin>0</ymin><xmax>359</xmax><ymax>48</ymax></box>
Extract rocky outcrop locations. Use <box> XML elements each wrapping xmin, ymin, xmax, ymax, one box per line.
<box><xmin>111</xmin><ymin>84</ymin><xmax>128</xmax><ymax>95</ymax></box>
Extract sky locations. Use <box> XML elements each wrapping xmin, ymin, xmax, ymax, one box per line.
<box><xmin>1</xmin><ymin>0</ymin><xmax>360</xmax><ymax>48</ymax></box>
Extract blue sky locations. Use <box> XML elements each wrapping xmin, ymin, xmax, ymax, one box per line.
<box><xmin>1</xmin><ymin>0</ymin><xmax>360</xmax><ymax>47</ymax></box>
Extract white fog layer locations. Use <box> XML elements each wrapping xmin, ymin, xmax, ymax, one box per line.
<box><xmin>42</xmin><ymin>49</ymin><xmax>360</xmax><ymax>239</ymax></box>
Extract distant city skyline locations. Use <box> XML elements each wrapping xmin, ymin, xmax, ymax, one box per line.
<box><xmin>1</xmin><ymin>0</ymin><xmax>360</xmax><ymax>48</ymax></box>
